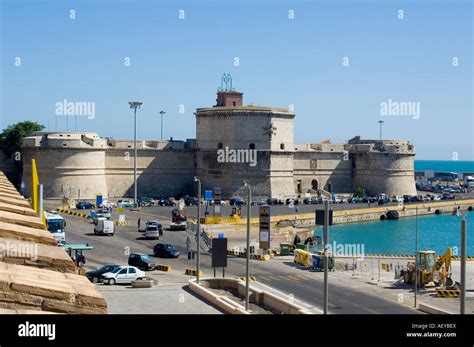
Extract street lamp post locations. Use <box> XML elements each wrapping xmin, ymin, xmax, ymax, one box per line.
<box><xmin>244</xmin><ymin>181</ymin><xmax>251</xmax><ymax>311</ymax></box>
<box><xmin>159</xmin><ymin>110</ymin><xmax>166</xmax><ymax>140</ymax></box>
<box><xmin>129</xmin><ymin>101</ymin><xmax>143</xmax><ymax>208</ymax></box>
<box><xmin>195</xmin><ymin>177</ymin><xmax>201</xmax><ymax>283</ymax></box>
<box><xmin>378</xmin><ymin>120</ymin><xmax>384</xmax><ymax>140</ymax></box>
<box><xmin>452</xmin><ymin>208</ymin><xmax>467</xmax><ymax>314</ymax></box>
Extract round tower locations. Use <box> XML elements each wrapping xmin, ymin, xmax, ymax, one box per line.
<box><xmin>22</xmin><ymin>132</ymin><xmax>108</xmax><ymax>199</ymax></box>
<box><xmin>350</xmin><ymin>138</ymin><xmax>416</xmax><ymax>196</ymax></box>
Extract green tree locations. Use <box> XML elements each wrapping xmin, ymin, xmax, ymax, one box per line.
<box><xmin>353</xmin><ymin>187</ymin><xmax>365</xmax><ymax>198</ymax></box>
<box><xmin>0</xmin><ymin>121</ymin><xmax>44</xmax><ymax>160</ymax></box>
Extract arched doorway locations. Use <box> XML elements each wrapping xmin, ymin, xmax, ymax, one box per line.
<box><xmin>311</xmin><ymin>179</ymin><xmax>318</xmax><ymax>191</ymax></box>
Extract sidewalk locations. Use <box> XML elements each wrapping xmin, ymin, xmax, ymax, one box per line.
<box><xmin>96</xmin><ymin>279</ymin><xmax>222</xmax><ymax>314</ymax></box>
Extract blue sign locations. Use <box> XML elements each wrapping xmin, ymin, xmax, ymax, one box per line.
<box><xmin>204</xmin><ymin>190</ymin><xmax>213</xmax><ymax>201</ymax></box>
<box><xmin>218</xmin><ymin>233</ymin><xmax>224</xmax><ymax>239</ymax></box>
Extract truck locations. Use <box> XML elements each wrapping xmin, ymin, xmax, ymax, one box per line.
<box><xmin>44</xmin><ymin>211</ymin><xmax>66</xmax><ymax>246</ymax></box>
<box><xmin>170</xmin><ymin>209</ymin><xmax>187</xmax><ymax>231</ymax></box>
<box><xmin>464</xmin><ymin>176</ymin><xmax>474</xmax><ymax>188</ymax></box>
<box><xmin>94</xmin><ymin>218</ymin><xmax>115</xmax><ymax>236</ymax></box>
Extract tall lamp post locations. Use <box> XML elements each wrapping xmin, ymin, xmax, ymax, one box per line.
<box><xmin>129</xmin><ymin>101</ymin><xmax>143</xmax><ymax>208</ymax></box>
<box><xmin>378</xmin><ymin>120</ymin><xmax>384</xmax><ymax>140</ymax></box>
<box><xmin>194</xmin><ymin>177</ymin><xmax>201</xmax><ymax>283</ymax></box>
<box><xmin>159</xmin><ymin>110</ymin><xmax>166</xmax><ymax>140</ymax></box>
<box><xmin>453</xmin><ymin>208</ymin><xmax>467</xmax><ymax>314</ymax></box>
<box><xmin>243</xmin><ymin>181</ymin><xmax>251</xmax><ymax>311</ymax></box>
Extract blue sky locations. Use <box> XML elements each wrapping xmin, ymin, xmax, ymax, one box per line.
<box><xmin>1</xmin><ymin>0</ymin><xmax>472</xmax><ymax>160</ymax></box>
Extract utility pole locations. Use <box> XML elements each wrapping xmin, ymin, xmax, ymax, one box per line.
<box><xmin>129</xmin><ymin>101</ymin><xmax>142</xmax><ymax>208</ymax></box>
<box><xmin>195</xmin><ymin>177</ymin><xmax>201</xmax><ymax>283</ymax></box>
<box><xmin>378</xmin><ymin>120</ymin><xmax>384</xmax><ymax>140</ymax></box>
<box><xmin>159</xmin><ymin>110</ymin><xmax>166</xmax><ymax>140</ymax></box>
<box><xmin>244</xmin><ymin>181</ymin><xmax>251</xmax><ymax>311</ymax></box>
<box><xmin>323</xmin><ymin>200</ymin><xmax>329</xmax><ymax>314</ymax></box>
<box><xmin>460</xmin><ymin>217</ymin><xmax>466</xmax><ymax>314</ymax></box>
<box><xmin>414</xmin><ymin>207</ymin><xmax>418</xmax><ymax>308</ymax></box>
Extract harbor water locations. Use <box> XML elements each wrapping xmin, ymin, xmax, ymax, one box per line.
<box><xmin>314</xmin><ymin>211</ymin><xmax>474</xmax><ymax>256</ymax></box>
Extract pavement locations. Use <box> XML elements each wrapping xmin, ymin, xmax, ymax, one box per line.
<box><xmin>44</xmin><ymin>199</ymin><xmax>473</xmax><ymax>314</ymax></box>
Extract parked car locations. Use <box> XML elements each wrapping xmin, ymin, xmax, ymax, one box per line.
<box><xmin>266</xmin><ymin>198</ymin><xmax>283</xmax><ymax>205</ymax></box>
<box><xmin>101</xmin><ymin>265</ymin><xmax>146</xmax><ymax>285</ymax></box>
<box><xmin>230</xmin><ymin>198</ymin><xmax>246</xmax><ymax>206</ymax></box>
<box><xmin>185</xmin><ymin>197</ymin><xmax>199</xmax><ymax>206</ymax></box>
<box><xmin>128</xmin><ymin>253</ymin><xmax>156</xmax><ymax>271</ymax></box>
<box><xmin>117</xmin><ymin>199</ymin><xmax>134</xmax><ymax>208</ymax></box>
<box><xmin>138</xmin><ymin>197</ymin><xmax>155</xmax><ymax>207</ymax></box>
<box><xmin>99</xmin><ymin>200</ymin><xmax>117</xmax><ymax>208</ymax></box>
<box><xmin>303</xmin><ymin>197</ymin><xmax>319</xmax><ymax>205</ymax></box>
<box><xmin>76</xmin><ymin>201</ymin><xmax>95</xmax><ymax>209</ymax></box>
<box><xmin>86</xmin><ymin>264</ymin><xmax>120</xmax><ymax>283</ymax></box>
<box><xmin>153</xmin><ymin>243</ymin><xmax>180</xmax><ymax>258</ymax></box>
<box><xmin>285</xmin><ymin>198</ymin><xmax>300</xmax><ymax>205</ymax></box>
<box><xmin>251</xmin><ymin>199</ymin><xmax>267</xmax><ymax>206</ymax></box>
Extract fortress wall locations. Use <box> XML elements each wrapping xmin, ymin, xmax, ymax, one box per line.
<box><xmin>269</xmin><ymin>153</ymin><xmax>295</xmax><ymax>198</ymax></box>
<box><xmin>196</xmin><ymin>150</ymin><xmax>271</xmax><ymax>198</ymax></box>
<box><xmin>352</xmin><ymin>152</ymin><xmax>416</xmax><ymax>196</ymax></box>
<box><xmin>22</xmin><ymin>147</ymin><xmax>108</xmax><ymax>199</ymax></box>
<box><xmin>104</xmin><ymin>149</ymin><xmax>195</xmax><ymax>198</ymax></box>
<box><xmin>293</xmin><ymin>151</ymin><xmax>353</xmax><ymax>193</ymax></box>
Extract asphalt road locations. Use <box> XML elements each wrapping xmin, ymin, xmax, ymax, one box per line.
<box><xmin>59</xmin><ymin>205</ymin><xmax>419</xmax><ymax>314</ymax></box>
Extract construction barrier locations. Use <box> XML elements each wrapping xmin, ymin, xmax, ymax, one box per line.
<box><xmin>435</xmin><ymin>288</ymin><xmax>460</xmax><ymax>298</ymax></box>
<box><xmin>114</xmin><ymin>221</ymin><xmax>129</xmax><ymax>226</ymax></box>
<box><xmin>154</xmin><ymin>264</ymin><xmax>172</xmax><ymax>272</ymax></box>
<box><xmin>236</xmin><ymin>276</ymin><xmax>257</xmax><ymax>282</ymax></box>
<box><xmin>55</xmin><ymin>208</ymin><xmax>91</xmax><ymax>219</ymax></box>
<box><xmin>185</xmin><ymin>268</ymin><xmax>204</xmax><ymax>276</ymax></box>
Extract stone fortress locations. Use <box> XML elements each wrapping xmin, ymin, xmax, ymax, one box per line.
<box><xmin>22</xmin><ymin>82</ymin><xmax>417</xmax><ymax>200</ymax></box>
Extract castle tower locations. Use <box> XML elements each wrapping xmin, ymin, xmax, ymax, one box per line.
<box><xmin>195</xmin><ymin>75</ymin><xmax>295</xmax><ymax>198</ymax></box>
<box><xmin>349</xmin><ymin>137</ymin><xmax>417</xmax><ymax>196</ymax></box>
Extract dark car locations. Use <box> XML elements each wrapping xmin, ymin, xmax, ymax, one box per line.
<box><xmin>185</xmin><ymin>197</ymin><xmax>199</xmax><ymax>206</ymax></box>
<box><xmin>266</xmin><ymin>198</ymin><xmax>284</xmax><ymax>205</ymax></box>
<box><xmin>128</xmin><ymin>253</ymin><xmax>156</xmax><ymax>271</ymax></box>
<box><xmin>230</xmin><ymin>198</ymin><xmax>246</xmax><ymax>206</ymax></box>
<box><xmin>76</xmin><ymin>201</ymin><xmax>95</xmax><ymax>209</ymax></box>
<box><xmin>138</xmin><ymin>197</ymin><xmax>155</xmax><ymax>207</ymax></box>
<box><xmin>153</xmin><ymin>243</ymin><xmax>180</xmax><ymax>258</ymax></box>
<box><xmin>85</xmin><ymin>264</ymin><xmax>120</xmax><ymax>283</ymax></box>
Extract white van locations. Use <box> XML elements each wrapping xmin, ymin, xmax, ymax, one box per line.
<box><xmin>94</xmin><ymin>218</ymin><xmax>115</xmax><ymax>236</ymax></box>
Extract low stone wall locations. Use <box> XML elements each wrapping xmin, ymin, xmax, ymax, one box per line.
<box><xmin>189</xmin><ymin>278</ymin><xmax>312</xmax><ymax>314</ymax></box>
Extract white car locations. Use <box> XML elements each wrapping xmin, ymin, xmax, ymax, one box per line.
<box><xmin>101</xmin><ymin>266</ymin><xmax>145</xmax><ymax>285</ymax></box>
<box><xmin>117</xmin><ymin>199</ymin><xmax>134</xmax><ymax>208</ymax></box>
<box><xmin>145</xmin><ymin>224</ymin><xmax>161</xmax><ymax>240</ymax></box>
<box><xmin>99</xmin><ymin>200</ymin><xmax>117</xmax><ymax>209</ymax></box>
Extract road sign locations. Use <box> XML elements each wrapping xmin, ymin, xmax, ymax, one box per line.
<box><xmin>259</xmin><ymin>206</ymin><xmax>271</xmax><ymax>249</ymax></box>
<box><xmin>218</xmin><ymin>233</ymin><xmax>224</xmax><ymax>239</ymax></box>
<box><xmin>116</xmin><ymin>207</ymin><xmax>124</xmax><ymax>213</ymax></box>
<box><xmin>119</xmin><ymin>214</ymin><xmax>125</xmax><ymax>222</ymax></box>
<box><xmin>211</xmin><ymin>238</ymin><xmax>228</xmax><ymax>268</ymax></box>
<box><xmin>316</xmin><ymin>210</ymin><xmax>333</xmax><ymax>225</ymax></box>
<box><xmin>204</xmin><ymin>190</ymin><xmax>213</xmax><ymax>201</ymax></box>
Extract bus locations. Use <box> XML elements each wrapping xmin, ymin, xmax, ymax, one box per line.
<box><xmin>44</xmin><ymin>211</ymin><xmax>66</xmax><ymax>246</ymax></box>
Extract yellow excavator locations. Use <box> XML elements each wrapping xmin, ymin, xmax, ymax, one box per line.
<box><xmin>401</xmin><ymin>248</ymin><xmax>454</xmax><ymax>288</ymax></box>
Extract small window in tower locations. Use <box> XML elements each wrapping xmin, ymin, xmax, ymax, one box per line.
<box><xmin>233</xmin><ymin>101</ymin><xmax>236</xmax><ymax>106</ymax></box>
<box><xmin>280</xmin><ymin>143</ymin><xmax>285</xmax><ymax>150</ymax></box>
<box><xmin>249</xmin><ymin>143</ymin><xmax>255</xmax><ymax>150</ymax></box>
<box><xmin>218</xmin><ymin>142</ymin><xmax>223</xmax><ymax>149</ymax></box>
